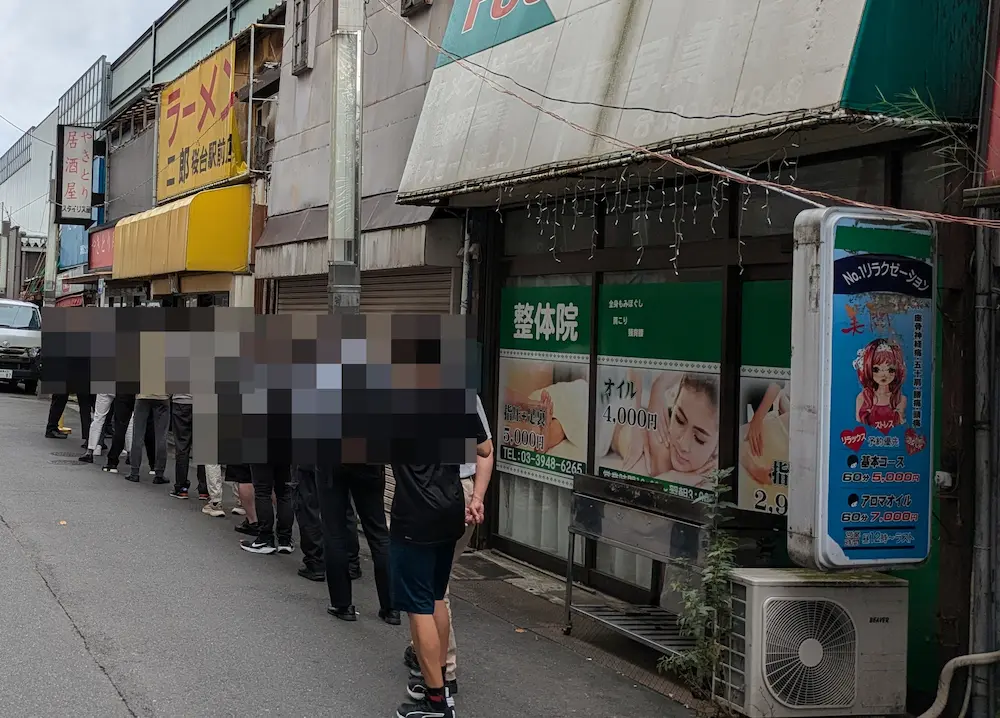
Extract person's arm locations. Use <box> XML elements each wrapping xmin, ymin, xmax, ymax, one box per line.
<box><xmin>747</xmin><ymin>383</ymin><xmax>781</xmax><ymax>457</ymax></box>
<box><xmin>469</xmin><ymin>396</ymin><xmax>494</xmax><ymax>524</ymax></box>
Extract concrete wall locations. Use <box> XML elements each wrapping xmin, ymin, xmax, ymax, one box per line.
<box><xmin>268</xmin><ymin>0</ymin><xmax>456</xmax><ymax>219</ymax></box>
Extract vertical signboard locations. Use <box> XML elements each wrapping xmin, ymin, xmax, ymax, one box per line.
<box><xmin>156</xmin><ymin>41</ymin><xmax>242</xmax><ymax>202</ymax></box>
<box><xmin>497</xmin><ymin>285</ymin><xmax>590</xmax><ymax>488</ymax></box>
<box><xmin>595</xmin><ymin>282</ymin><xmax>723</xmax><ymax>502</ymax></box>
<box><xmin>55</xmin><ymin>125</ymin><xmax>95</xmax><ymax>224</ymax></box>
<box><xmin>789</xmin><ymin>208</ymin><xmax>935</xmax><ymax>571</ymax></box>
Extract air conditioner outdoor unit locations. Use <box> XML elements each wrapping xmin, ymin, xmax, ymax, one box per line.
<box><xmin>715</xmin><ymin>568</ymin><xmax>908</xmax><ymax>718</ymax></box>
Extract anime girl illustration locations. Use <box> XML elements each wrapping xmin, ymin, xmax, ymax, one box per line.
<box><xmin>854</xmin><ymin>338</ymin><xmax>907</xmax><ymax>434</ymax></box>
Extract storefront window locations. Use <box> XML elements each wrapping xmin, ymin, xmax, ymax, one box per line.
<box><xmin>496</xmin><ymin>274</ymin><xmax>591</xmax><ymax>562</ymax></box>
<box><xmin>740</xmin><ymin>156</ymin><xmax>885</xmax><ymax>237</ymax></box>
<box><xmin>605</xmin><ymin>180</ymin><xmax>725</xmax><ymax>248</ymax></box>
<box><xmin>503</xmin><ymin>204</ymin><xmax>601</xmax><ymax>256</ymax></box>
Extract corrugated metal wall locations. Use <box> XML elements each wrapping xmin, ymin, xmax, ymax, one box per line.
<box><xmin>107</xmin><ymin>127</ymin><xmax>156</xmax><ymax>223</ymax></box>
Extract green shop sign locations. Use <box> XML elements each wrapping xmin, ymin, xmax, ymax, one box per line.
<box><xmin>500</xmin><ymin>286</ymin><xmax>590</xmax><ymax>355</ymax></box>
<box><xmin>598</xmin><ymin>282</ymin><xmax>723</xmax><ymax>362</ymax></box>
<box><xmin>437</xmin><ymin>0</ymin><xmax>557</xmax><ymax>68</ymax></box>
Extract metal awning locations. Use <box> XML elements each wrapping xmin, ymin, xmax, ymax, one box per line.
<box><xmin>257</xmin><ymin>193</ymin><xmax>434</xmax><ymax>249</ymax></box>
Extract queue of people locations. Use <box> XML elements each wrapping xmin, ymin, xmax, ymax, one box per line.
<box><xmin>45</xmin><ymin>390</ymin><xmax>495</xmax><ymax>718</ymax></box>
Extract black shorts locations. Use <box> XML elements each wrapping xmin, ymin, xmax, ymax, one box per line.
<box><xmin>225</xmin><ymin>464</ymin><xmax>252</xmax><ymax>484</ymax></box>
<box><xmin>389</xmin><ymin>537</ymin><xmax>457</xmax><ymax>615</ymax></box>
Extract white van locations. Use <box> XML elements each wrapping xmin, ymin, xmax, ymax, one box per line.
<box><xmin>0</xmin><ymin>299</ymin><xmax>41</xmax><ymax>394</ymax></box>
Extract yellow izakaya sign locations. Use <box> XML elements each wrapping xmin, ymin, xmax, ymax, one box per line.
<box><xmin>156</xmin><ymin>41</ymin><xmax>244</xmax><ymax>202</ymax></box>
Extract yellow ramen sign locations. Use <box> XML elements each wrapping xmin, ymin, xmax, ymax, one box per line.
<box><xmin>156</xmin><ymin>42</ymin><xmax>243</xmax><ymax>202</ymax></box>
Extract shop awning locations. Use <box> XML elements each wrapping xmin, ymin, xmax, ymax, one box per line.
<box><xmin>65</xmin><ymin>271</ymin><xmax>111</xmax><ymax>285</ymax></box>
<box><xmin>398</xmin><ymin>0</ymin><xmax>984</xmax><ymax>203</ymax></box>
<box><xmin>113</xmin><ymin>184</ymin><xmax>252</xmax><ymax>280</ymax></box>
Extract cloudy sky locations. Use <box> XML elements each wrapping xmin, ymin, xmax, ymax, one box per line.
<box><xmin>0</xmin><ymin>0</ymin><xmax>174</xmax><ymax>152</ymax></box>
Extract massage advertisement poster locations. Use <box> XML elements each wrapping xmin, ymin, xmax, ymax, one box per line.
<box><xmin>497</xmin><ymin>285</ymin><xmax>590</xmax><ymax>489</ymax></box>
<box><xmin>738</xmin><ymin>280</ymin><xmax>793</xmax><ymax>516</ymax></box>
<box><xmin>825</xmin><ymin>221</ymin><xmax>934</xmax><ymax>565</ymax></box>
<box><xmin>595</xmin><ymin>282</ymin><xmax>723</xmax><ymax>503</ymax></box>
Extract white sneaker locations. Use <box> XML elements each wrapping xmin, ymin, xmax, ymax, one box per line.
<box><xmin>231</xmin><ymin>506</ymin><xmax>246</xmax><ymax>516</ymax></box>
<box><xmin>202</xmin><ymin>503</ymin><xmax>225</xmax><ymax>518</ymax></box>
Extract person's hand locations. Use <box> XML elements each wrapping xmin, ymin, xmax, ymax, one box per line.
<box><xmin>465</xmin><ymin>504</ymin><xmax>474</xmax><ymax>525</ymax></box>
<box><xmin>747</xmin><ymin>416</ymin><xmax>764</xmax><ymax>457</ymax></box>
<box><xmin>468</xmin><ymin>495</ymin><xmax>486</xmax><ymax>525</ymax></box>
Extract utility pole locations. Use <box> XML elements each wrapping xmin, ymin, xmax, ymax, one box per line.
<box><xmin>327</xmin><ymin>0</ymin><xmax>363</xmax><ymax>313</ymax></box>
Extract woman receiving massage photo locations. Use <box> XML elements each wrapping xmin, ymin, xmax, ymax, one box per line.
<box><xmin>645</xmin><ymin>372</ymin><xmax>721</xmax><ymax>486</ymax></box>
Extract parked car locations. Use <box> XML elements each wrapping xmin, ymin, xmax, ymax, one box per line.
<box><xmin>0</xmin><ymin>299</ymin><xmax>41</xmax><ymax>394</ymax></box>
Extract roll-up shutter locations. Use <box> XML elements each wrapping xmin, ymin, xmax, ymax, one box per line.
<box><xmin>276</xmin><ymin>274</ymin><xmax>328</xmax><ymax>314</ymax></box>
<box><xmin>361</xmin><ymin>268</ymin><xmax>454</xmax><ymax>314</ymax></box>
<box><xmin>362</xmin><ymin>268</ymin><xmax>456</xmax><ymax>521</ymax></box>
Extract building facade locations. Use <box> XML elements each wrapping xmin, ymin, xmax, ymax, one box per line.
<box><xmin>396</xmin><ymin>0</ymin><xmax>986</xmax><ymax>712</ymax></box>
<box><xmin>99</xmin><ymin>1</ymin><xmax>285</xmax><ymax>309</ymax></box>
<box><xmin>0</xmin><ymin>110</ymin><xmax>57</xmax><ymax>301</ymax></box>
<box><xmin>254</xmin><ymin>0</ymin><xmax>463</xmax><ymax>316</ymax></box>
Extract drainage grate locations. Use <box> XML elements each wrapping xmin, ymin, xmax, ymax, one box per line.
<box><xmin>50</xmin><ymin>459</ymin><xmax>86</xmax><ymax>466</ymax></box>
<box><xmin>50</xmin><ymin>451</ymin><xmax>81</xmax><ymax>458</ymax></box>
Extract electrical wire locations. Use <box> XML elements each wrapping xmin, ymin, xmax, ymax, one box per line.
<box><xmin>376</xmin><ymin>0</ymin><xmax>1000</xmax><ymax>231</ymax></box>
<box><xmin>0</xmin><ymin>111</ymin><xmax>56</xmax><ymax>148</ymax></box>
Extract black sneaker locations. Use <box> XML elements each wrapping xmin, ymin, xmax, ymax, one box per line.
<box><xmin>125</xmin><ymin>475</ymin><xmax>140</xmax><ymax>483</ymax></box>
<box><xmin>297</xmin><ymin>566</ymin><xmax>326</xmax><ymax>582</ymax></box>
<box><xmin>170</xmin><ymin>488</ymin><xmax>189</xmax><ymax>499</ymax></box>
<box><xmin>152</xmin><ymin>476</ymin><xmax>169</xmax><ymax>485</ymax></box>
<box><xmin>404</xmin><ymin>645</ymin><xmax>422</xmax><ymax>676</ymax></box>
<box><xmin>234</xmin><ymin>520</ymin><xmax>259</xmax><ymax>536</ymax></box>
<box><xmin>277</xmin><ymin>541</ymin><xmax>295</xmax><ymax>555</ymax></box>
<box><xmin>327</xmin><ymin>605</ymin><xmax>357</xmax><ymax>622</ymax></box>
<box><xmin>102</xmin><ymin>464</ymin><xmax>119</xmax><ymax>474</ymax></box>
<box><xmin>379</xmin><ymin>608</ymin><xmax>401</xmax><ymax>626</ymax></box>
<box><xmin>240</xmin><ymin>538</ymin><xmax>277</xmax><ymax>555</ymax></box>
<box><xmin>396</xmin><ymin>697</ymin><xmax>454</xmax><ymax>718</ymax></box>
<box><xmin>45</xmin><ymin>431</ymin><xmax>67</xmax><ymax>440</ymax></box>
<box><xmin>78</xmin><ymin>451</ymin><xmax>94</xmax><ymax>463</ymax></box>
<box><xmin>407</xmin><ymin>675</ymin><xmax>459</xmax><ymax>702</ymax></box>
<box><xmin>198</xmin><ymin>492</ymin><xmax>210</xmax><ymax>501</ymax></box>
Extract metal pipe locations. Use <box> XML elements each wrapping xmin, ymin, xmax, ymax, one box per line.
<box><xmin>970</xmin><ymin>0</ymin><xmax>1000</xmax><ymax>710</ymax></box>
<box><xmin>459</xmin><ymin>211</ymin><xmax>471</xmax><ymax>314</ymax></box>
<box><xmin>972</xmin><ymin>214</ymin><xmax>995</xmax><ymax>718</ymax></box>
<box><xmin>328</xmin><ymin>0</ymin><xmax>364</xmax><ymax>313</ymax></box>
<box><xmin>246</xmin><ymin>22</ymin><xmax>256</xmax><ymax>277</ymax></box>
<box><xmin>918</xmin><ymin>650</ymin><xmax>1000</xmax><ymax>718</ymax></box>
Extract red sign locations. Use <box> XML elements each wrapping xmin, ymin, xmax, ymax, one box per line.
<box><xmin>56</xmin><ymin>294</ymin><xmax>84</xmax><ymax>308</ymax></box>
<box><xmin>986</xmin><ymin>43</ymin><xmax>1000</xmax><ymax>184</ymax></box>
<box><xmin>89</xmin><ymin>227</ymin><xmax>114</xmax><ymax>271</ymax></box>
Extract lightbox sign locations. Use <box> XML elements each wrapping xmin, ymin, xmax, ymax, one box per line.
<box><xmin>789</xmin><ymin>208</ymin><xmax>935</xmax><ymax>571</ymax></box>
<box><xmin>55</xmin><ymin>125</ymin><xmax>95</xmax><ymax>225</ymax></box>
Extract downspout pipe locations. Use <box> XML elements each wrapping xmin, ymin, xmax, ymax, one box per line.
<box><xmin>459</xmin><ymin>210</ymin><xmax>471</xmax><ymax>315</ymax></box>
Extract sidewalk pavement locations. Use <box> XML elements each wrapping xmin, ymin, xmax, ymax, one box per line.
<box><xmin>19</xmin><ymin>390</ymin><xmax>699</xmax><ymax>716</ymax></box>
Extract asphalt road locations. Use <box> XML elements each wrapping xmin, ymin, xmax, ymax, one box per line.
<box><xmin>0</xmin><ymin>390</ymin><xmax>682</xmax><ymax>718</ymax></box>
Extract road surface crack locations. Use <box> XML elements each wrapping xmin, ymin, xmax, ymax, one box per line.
<box><xmin>0</xmin><ymin>512</ymin><xmax>139</xmax><ymax>717</ymax></box>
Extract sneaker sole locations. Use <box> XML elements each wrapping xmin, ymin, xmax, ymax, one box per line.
<box><xmin>240</xmin><ymin>544</ymin><xmax>277</xmax><ymax>555</ymax></box>
<box><xmin>277</xmin><ymin>547</ymin><xmax>294</xmax><ymax>554</ymax></box>
<box><xmin>102</xmin><ymin>467</ymin><xmax>118</xmax><ymax>474</ymax></box>
<box><xmin>203</xmin><ymin>510</ymin><xmax>225</xmax><ymax>518</ymax></box>
<box><xmin>170</xmin><ymin>494</ymin><xmax>189</xmax><ymax>500</ymax></box>
<box><xmin>231</xmin><ymin>508</ymin><xmax>246</xmax><ymax>516</ymax></box>
<box><xmin>406</xmin><ymin>686</ymin><xmax>426</xmax><ymax>701</ymax></box>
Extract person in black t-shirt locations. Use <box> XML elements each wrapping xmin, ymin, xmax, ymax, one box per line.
<box><xmin>390</xmin><ymin>413</ymin><xmax>491</xmax><ymax>718</ymax></box>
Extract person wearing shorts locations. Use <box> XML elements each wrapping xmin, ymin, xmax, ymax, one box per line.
<box><xmin>390</xmin><ymin>414</ymin><xmax>491</xmax><ymax>718</ymax></box>
<box><xmin>227</xmin><ymin>464</ymin><xmax>258</xmax><ymax>535</ymax></box>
